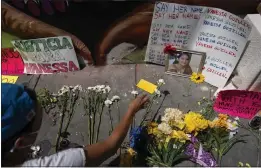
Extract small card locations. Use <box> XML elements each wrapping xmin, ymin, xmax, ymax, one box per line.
<box><xmin>137</xmin><ymin>79</ymin><xmax>157</xmax><ymax>94</ymax></box>
<box><xmin>2</xmin><ymin>75</ymin><xmax>19</xmax><ymax>84</ymax></box>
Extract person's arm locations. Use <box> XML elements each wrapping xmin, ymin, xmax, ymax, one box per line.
<box><xmin>84</xmin><ymin>94</ymin><xmax>149</xmax><ymax>166</ymax></box>
<box><xmin>1</xmin><ymin>2</ymin><xmax>92</xmax><ymax>64</ymax></box>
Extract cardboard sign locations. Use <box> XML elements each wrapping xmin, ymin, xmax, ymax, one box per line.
<box><xmin>1</xmin><ymin>48</ymin><xmax>24</xmax><ymax>75</ymax></box>
<box><xmin>2</xmin><ymin>75</ymin><xmax>19</xmax><ymax>84</ymax></box>
<box><xmin>137</xmin><ymin>79</ymin><xmax>157</xmax><ymax>94</ymax></box>
<box><xmin>11</xmin><ymin>36</ymin><xmax>80</xmax><ymax>74</ymax></box>
<box><xmin>145</xmin><ymin>2</ymin><xmax>251</xmax><ymax>87</ymax></box>
<box><xmin>214</xmin><ymin>90</ymin><xmax>261</xmax><ymax>119</ymax></box>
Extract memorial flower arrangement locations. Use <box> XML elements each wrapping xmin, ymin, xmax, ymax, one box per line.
<box><xmin>37</xmin><ymin>84</ymin><xmax>121</xmax><ymax>151</ymax></box>
<box><xmin>123</xmin><ymin>94</ymin><xmax>248</xmax><ymax>167</ymax></box>
<box><xmin>38</xmin><ymin>85</ymin><xmax>83</xmax><ymax>152</ymax></box>
<box><xmin>82</xmin><ymin>85</ymin><xmax>122</xmax><ymax>143</ymax></box>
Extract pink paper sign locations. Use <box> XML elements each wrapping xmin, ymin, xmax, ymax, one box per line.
<box><xmin>214</xmin><ymin>90</ymin><xmax>261</xmax><ymax>119</ymax></box>
<box><xmin>1</xmin><ymin>48</ymin><xmax>24</xmax><ymax>75</ymax></box>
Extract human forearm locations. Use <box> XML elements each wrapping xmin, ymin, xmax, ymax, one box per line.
<box><xmin>1</xmin><ymin>2</ymin><xmax>92</xmax><ymax>64</ymax></box>
<box><xmin>106</xmin><ymin>109</ymin><xmax>133</xmax><ymax>150</ymax></box>
<box><xmin>84</xmin><ymin>95</ymin><xmax>149</xmax><ymax>166</ymax></box>
<box><xmin>85</xmin><ymin>110</ymin><xmax>134</xmax><ymax>166</ymax></box>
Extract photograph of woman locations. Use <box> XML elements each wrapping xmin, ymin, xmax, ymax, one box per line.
<box><xmin>168</xmin><ymin>52</ymin><xmax>193</xmax><ymax>75</ymax></box>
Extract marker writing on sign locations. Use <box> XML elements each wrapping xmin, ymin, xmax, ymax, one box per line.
<box><xmin>24</xmin><ymin>61</ymin><xmax>79</xmax><ymax>74</ymax></box>
<box><xmin>214</xmin><ymin>90</ymin><xmax>261</xmax><ymax>119</ymax></box>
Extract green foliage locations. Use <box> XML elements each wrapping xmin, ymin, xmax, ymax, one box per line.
<box><xmin>198</xmin><ymin>98</ymin><xmax>216</xmax><ymax>120</ymax></box>
<box><xmin>197</xmin><ymin>127</ymin><xmax>248</xmax><ymax>166</ymax></box>
<box><xmin>146</xmin><ymin>139</ymin><xmax>189</xmax><ymax>167</ymax></box>
<box><xmin>37</xmin><ymin>88</ymin><xmax>56</xmax><ymax>113</ymax></box>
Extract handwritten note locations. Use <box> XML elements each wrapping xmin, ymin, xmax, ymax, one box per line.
<box><xmin>11</xmin><ymin>36</ymin><xmax>80</xmax><ymax>74</ymax></box>
<box><xmin>213</xmin><ymin>90</ymin><xmax>261</xmax><ymax>119</ymax></box>
<box><xmin>2</xmin><ymin>75</ymin><xmax>19</xmax><ymax>84</ymax></box>
<box><xmin>137</xmin><ymin>79</ymin><xmax>157</xmax><ymax>94</ymax></box>
<box><xmin>1</xmin><ymin>48</ymin><xmax>24</xmax><ymax>75</ymax></box>
<box><xmin>145</xmin><ymin>2</ymin><xmax>251</xmax><ymax>87</ymax></box>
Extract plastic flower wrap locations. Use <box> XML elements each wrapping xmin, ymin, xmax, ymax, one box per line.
<box><xmin>129</xmin><ymin>127</ymin><xmax>143</xmax><ymax>149</ymax></box>
<box><xmin>185</xmin><ymin>136</ymin><xmax>217</xmax><ymax>167</ymax></box>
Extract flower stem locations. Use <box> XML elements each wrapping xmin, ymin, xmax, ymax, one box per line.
<box><xmin>218</xmin><ymin>154</ymin><xmax>222</xmax><ymax>167</ymax></box>
<box><xmin>140</xmin><ymin>95</ymin><xmax>157</xmax><ymax>126</ymax></box>
<box><xmin>92</xmin><ymin>95</ymin><xmax>96</xmax><ymax>144</ymax></box>
<box><xmin>108</xmin><ymin>108</ymin><xmax>114</xmax><ymax>135</ymax></box>
<box><xmin>117</xmin><ymin>102</ymin><xmax>121</xmax><ymax>124</ymax></box>
<box><xmin>63</xmin><ymin>93</ymin><xmax>78</xmax><ymax>136</ymax></box>
<box><xmin>95</xmin><ymin>93</ymin><xmax>109</xmax><ymax>143</ymax></box>
<box><xmin>95</xmin><ymin>109</ymin><xmax>104</xmax><ymax>143</ymax></box>
<box><xmin>55</xmin><ymin>102</ymin><xmax>67</xmax><ymax>152</ymax></box>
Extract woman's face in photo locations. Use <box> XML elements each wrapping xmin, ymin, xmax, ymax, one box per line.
<box><xmin>178</xmin><ymin>54</ymin><xmax>189</xmax><ymax>67</ymax></box>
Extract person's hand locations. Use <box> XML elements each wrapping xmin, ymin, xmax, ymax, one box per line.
<box><xmin>128</xmin><ymin>94</ymin><xmax>149</xmax><ymax>115</ymax></box>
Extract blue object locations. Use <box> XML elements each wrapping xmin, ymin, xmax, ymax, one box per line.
<box><xmin>129</xmin><ymin>127</ymin><xmax>143</xmax><ymax>149</ymax></box>
<box><xmin>1</xmin><ymin>83</ymin><xmax>35</xmax><ymax>142</ymax></box>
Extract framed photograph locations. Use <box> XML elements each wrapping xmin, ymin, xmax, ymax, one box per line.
<box><xmin>165</xmin><ymin>49</ymin><xmax>206</xmax><ymax>77</ymax></box>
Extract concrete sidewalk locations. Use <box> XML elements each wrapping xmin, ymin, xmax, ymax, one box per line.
<box><xmin>16</xmin><ymin>64</ymin><xmax>259</xmax><ymax>166</ymax></box>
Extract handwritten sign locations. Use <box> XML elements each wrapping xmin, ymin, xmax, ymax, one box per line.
<box><xmin>11</xmin><ymin>36</ymin><xmax>80</xmax><ymax>74</ymax></box>
<box><xmin>145</xmin><ymin>2</ymin><xmax>251</xmax><ymax>87</ymax></box>
<box><xmin>1</xmin><ymin>48</ymin><xmax>24</xmax><ymax>75</ymax></box>
<box><xmin>213</xmin><ymin>90</ymin><xmax>261</xmax><ymax>119</ymax></box>
<box><xmin>2</xmin><ymin>75</ymin><xmax>19</xmax><ymax>84</ymax></box>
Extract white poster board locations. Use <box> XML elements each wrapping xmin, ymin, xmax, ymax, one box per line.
<box><xmin>12</xmin><ymin>36</ymin><xmax>80</xmax><ymax>74</ymax></box>
<box><xmin>145</xmin><ymin>2</ymin><xmax>252</xmax><ymax>88</ymax></box>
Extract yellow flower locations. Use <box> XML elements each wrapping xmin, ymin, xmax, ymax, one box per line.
<box><xmin>184</xmin><ymin>112</ymin><xmax>209</xmax><ymax>134</ymax></box>
<box><xmin>148</xmin><ymin>127</ymin><xmax>161</xmax><ymax>135</ymax></box>
<box><xmin>171</xmin><ymin>130</ymin><xmax>190</xmax><ymax>143</ymax></box>
<box><xmin>169</xmin><ymin>120</ymin><xmax>186</xmax><ymax>130</ymax></box>
<box><xmin>210</xmin><ymin>114</ymin><xmax>228</xmax><ymax>128</ymax></box>
<box><xmin>148</xmin><ymin>122</ymin><xmax>158</xmax><ymax>127</ymax></box>
<box><xmin>127</xmin><ymin>148</ymin><xmax>136</xmax><ymax>156</ymax></box>
<box><xmin>147</xmin><ymin>122</ymin><xmax>160</xmax><ymax>135</ymax></box>
<box><xmin>190</xmin><ymin>72</ymin><xmax>205</xmax><ymax>84</ymax></box>
<box><xmin>165</xmin><ymin>136</ymin><xmax>172</xmax><ymax>143</ymax></box>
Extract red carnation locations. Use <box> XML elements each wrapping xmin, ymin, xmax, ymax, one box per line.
<box><xmin>163</xmin><ymin>44</ymin><xmax>176</xmax><ymax>54</ymax></box>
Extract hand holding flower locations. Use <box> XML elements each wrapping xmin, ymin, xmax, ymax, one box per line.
<box><xmin>128</xmin><ymin>94</ymin><xmax>149</xmax><ymax>115</ymax></box>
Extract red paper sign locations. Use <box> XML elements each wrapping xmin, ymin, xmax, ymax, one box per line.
<box><xmin>214</xmin><ymin>90</ymin><xmax>261</xmax><ymax>119</ymax></box>
<box><xmin>1</xmin><ymin>48</ymin><xmax>24</xmax><ymax>75</ymax></box>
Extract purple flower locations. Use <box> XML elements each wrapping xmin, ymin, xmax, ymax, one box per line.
<box><xmin>185</xmin><ymin>137</ymin><xmax>217</xmax><ymax>167</ymax></box>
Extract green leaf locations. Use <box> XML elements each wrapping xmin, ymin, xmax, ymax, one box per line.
<box><xmin>221</xmin><ymin>135</ymin><xmax>248</xmax><ymax>155</ymax></box>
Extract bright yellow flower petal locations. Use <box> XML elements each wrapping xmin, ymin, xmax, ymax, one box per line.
<box><xmin>171</xmin><ymin>130</ymin><xmax>190</xmax><ymax>142</ymax></box>
<box><xmin>149</xmin><ymin>122</ymin><xmax>158</xmax><ymax>127</ymax></box>
<box><xmin>210</xmin><ymin>114</ymin><xmax>229</xmax><ymax>128</ymax></box>
<box><xmin>190</xmin><ymin>73</ymin><xmax>205</xmax><ymax>84</ymax></box>
<box><xmin>184</xmin><ymin>112</ymin><xmax>209</xmax><ymax>134</ymax></box>
<box><xmin>127</xmin><ymin>148</ymin><xmax>136</xmax><ymax>156</ymax></box>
